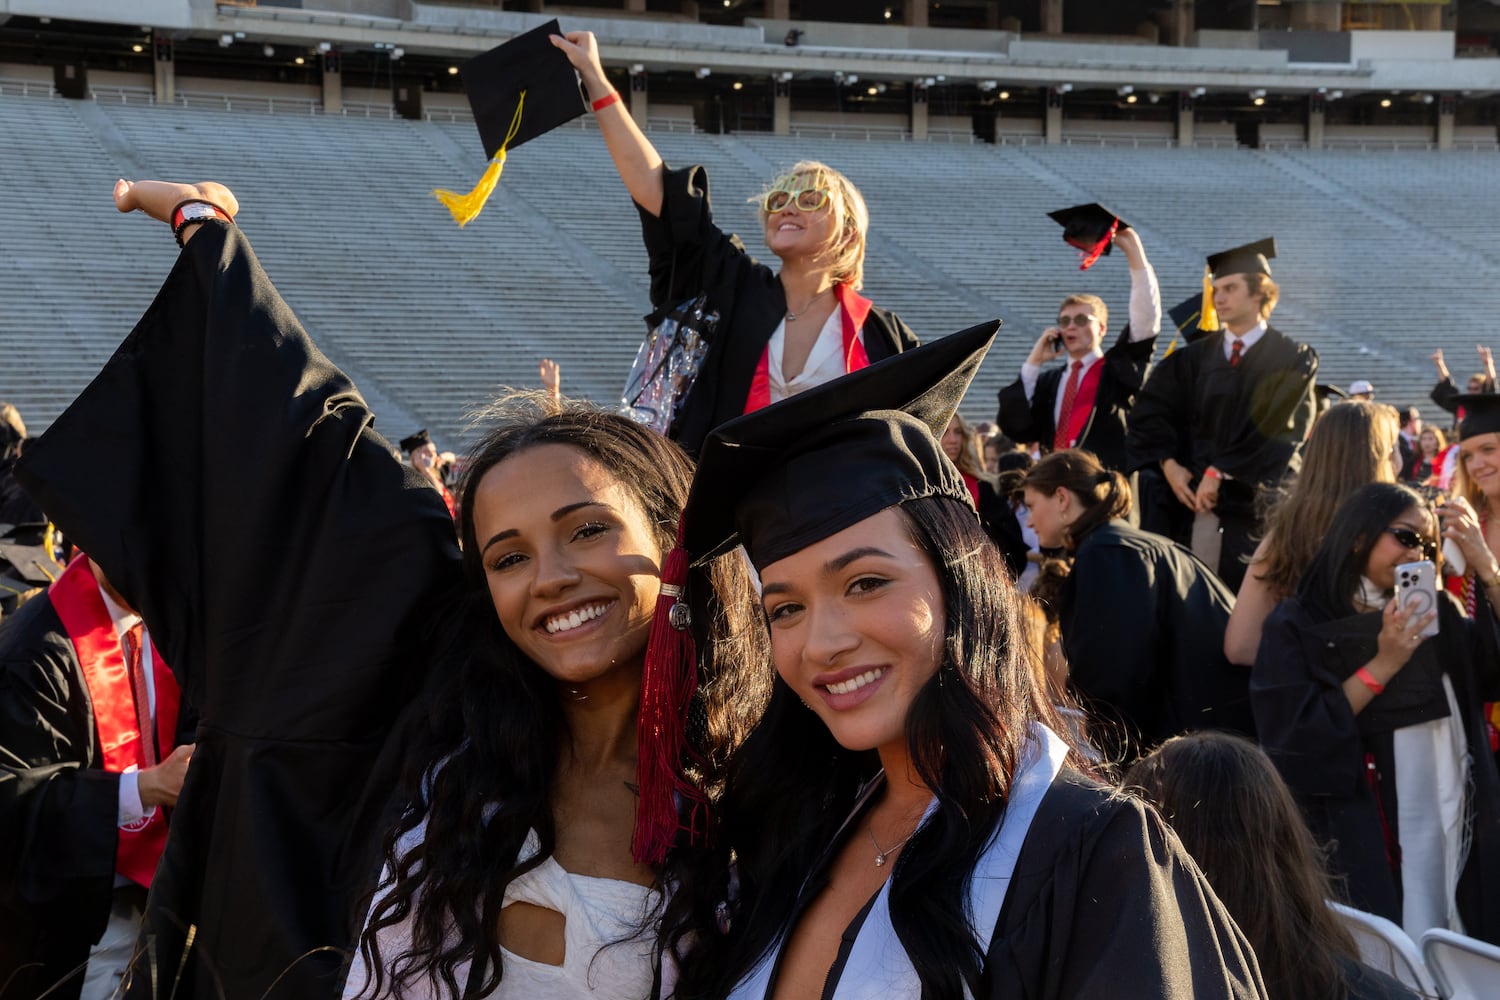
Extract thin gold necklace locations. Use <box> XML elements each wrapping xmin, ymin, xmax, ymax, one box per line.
<box><xmin>866</xmin><ymin>820</ymin><xmax>917</xmax><ymax>868</ymax></box>
<box><xmin>786</xmin><ymin>286</ymin><xmax>832</xmax><ymax>322</ymax></box>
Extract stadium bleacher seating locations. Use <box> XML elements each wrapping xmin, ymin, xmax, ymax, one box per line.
<box><xmin>4</xmin><ymin>87</ymin><xmax>1498</xmax><ymax>449</ymax></box>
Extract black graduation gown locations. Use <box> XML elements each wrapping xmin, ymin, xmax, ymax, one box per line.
<box><xmin>1059</xmin><ymin>520</ymin><xmax>1254</xmax><ymax>761</ymax></box>
<box><xmin>1125</xmin><ymin>328</ymin><xmax>1317</xmax><ymax>590</ymax></box>
<box><xmin>637</xmin><ymin>165</ymin><xmax>919</xmax><ymax>456</ymax></box>
<box><xmin>15</xmin><ymin>221</ymin><xmax>463</xmax><ymax>998</ymax></box>
<box><xmin>973</xmin><ymin>478</ymin><xmax>1028</xmax><ymax>580</ymax></box>
<box><xmin>1252</xmin><ymin>592</ymin><xmax>1500</xmax><ymax>942</ymax></box>
<box><xmin>0</xmin><ymin>593</ymin><xmax>196</xmax><ymax>1000</ymax></box>
<box><xmin>740</xmin><ymin>770</ymin><xmax>1266</xmax><ymax>998</ymax></box>
<box><xmin>995</xmin><ymin>325</ymin><xmax>1156</xmax><ymax>471</ymax></box>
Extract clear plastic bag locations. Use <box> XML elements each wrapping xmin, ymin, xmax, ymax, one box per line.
<box><xmin>620</xmin><ymin>294</ymin><xmax>719</xmax><ymax>437</ymax></box>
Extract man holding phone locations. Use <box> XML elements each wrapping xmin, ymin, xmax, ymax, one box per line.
<box><xmin>996</xmin><ymin>212</ymin><xmax>1160</xmax><ymax>474</ymax></box>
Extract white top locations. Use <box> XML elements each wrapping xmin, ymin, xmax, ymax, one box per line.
<box><xmin>345</xmin><ymin>824</ymin><xmax>664</xmax><ymax>999</ymax></box>
<box><xmin>1020</xmin><ymin>264</ymin><xmax>1160</xmax><ymax>410</ymax></box>
<box><xmin>1222</xmin><ymin>321</ymin><xmax>1268</xmax><ymax>361</ymax></box>
<box><xmin>768</xmin><ymin>306</ymin><xmax>848</xmax><ymax>403</ymax></box>
<box><xmin>726</xmin><ymin>723</ymin><xmax>1070</xmax><ymax>1000</ymax></box>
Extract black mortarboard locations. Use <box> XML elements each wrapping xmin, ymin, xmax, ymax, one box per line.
<box><xmin>1207</xmin><ymin>238</ymin><xmax>1277</xmax><ymax>279</ymax></box>
<box><xmin>433</xmin><ymin>19</ymin><xmax>588</xmax><ymax>225</ymax></box>
<box><xmin>1315</xmin><ymin>383</ymin><xmax>1348</xmax><ymax>410</ymax></box>
<box><xmin>1165</xmin><ymin>292</ymin><xmax>1219</xmax><ymax>345</ymax></box>
<box><xmin>0</xmin><ymin>541</ymin><xmax>64</xmax><ymax>588</ymax></box>
<box><xmin>1455</xmin><ymin>394</ymin><xmax>1500</xmax><ymax>440</ymax></box>
<box><xmin>683</xmin><ymin>319</ymin><xmax>1000</xmax><ymax>569</ymax></box>
<box><xmin>1047</xmin><ymin>203</ymin><xmax>1128</xmax><ymax>271</ymax></box>
<box><xmin>399</xmin><ymin>429</ymin><xmax>433</xmax><ymax>453</ymax></box>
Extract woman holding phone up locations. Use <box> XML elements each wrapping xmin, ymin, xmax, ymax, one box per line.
<box><xmin>1252</xmin><ymin>482</ymin><xmax>1500</xmax><ymax>943</ymax></box>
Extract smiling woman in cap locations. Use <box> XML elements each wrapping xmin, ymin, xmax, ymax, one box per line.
<box><xmin>549</xmin><ymin>32</ymin><xmax>919</xmax><ymax>456</ymax></box>
<box><xmin>656</xmin><ymin>323</ymin><xmax>1265</xmax><ymax>998</ymax></box>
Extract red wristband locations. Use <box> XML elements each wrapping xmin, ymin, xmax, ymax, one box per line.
<box><xmin>591</xmin><ymin>91</ymin><xmax>621</xmax><ymax>112</ymax></box>
<box><xmin>1203</xmin><ymin>467</ymin><xmax>1222</xmax><ymax>481</ymax></box>
<box><xmin>1355</xmin><ymin>667</ymin><xmax>1385</xmax><ymax>695</ymax></box>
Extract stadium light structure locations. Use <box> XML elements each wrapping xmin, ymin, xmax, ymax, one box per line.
<box><xmin>1126</xmin><ymin>94</ymin><xmax>1138</xmax><ymax>104</ymax></box>
<box><xmin>132</xmin><ymin>44</ymin><xmax>144</xmax><ymax>53</ymax></box>
<box><xmin>448</xmin><ymin>66</ymin><xmax>459</xmax><ymax>75</ymax></box>
<box><xmin>1191</xmin><ymin>86</ymin><xmax>1207</xmax><ymax>97</ymax></box>
<box><xmin>263</xmin><ymin>44</ymin><xmax>275</xmax><ymax>58</ymax></box>
<box><xmin>1055</xmin><ymin>83</ymin><xmax>1073</xmax><ymax>94</ymax></box>
<box><xmin>1379</xmin><ymin>98</ymin><xmax>1392</xmax><ymax>108</ymax></box>
<box><xmin>778</xmin><ymin>71</ymin><xmax>794</xmax><ymax>83</ymax></box>
<box><xmin>391</xmin><ymin>47</ymin><xmax>404</xmax><ymax>61</ymax></box>
<box><xmin>318</xmin><ymin>42</ymin><xmax>332</xmax><ymax>53</ymax></box>
<box><xmin>1117</xmin><ymin>85</ymin><xmax>1133</xmax><ymax>96</ymax></box>
<box><xmin>998</xmin><ymin>90</ymin><xmax>1010</xmax><ymax>100</ymax></box>
<box><xmin>219</xmin><ymin>34</ymin><xmax>233</xmax><ymax>47</ymax></box>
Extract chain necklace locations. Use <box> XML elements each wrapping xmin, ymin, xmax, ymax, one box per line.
<box><xmin>866</xmin><ymin>820</ymin><xmax>917</xmax><ymax>868</ymax></box>
<box><xmin>785</xmin><ymin>286</ymin><xmax>832</xmax><ymax>322</ymax></box>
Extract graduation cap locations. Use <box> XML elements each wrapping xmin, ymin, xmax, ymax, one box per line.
<box><xmin>1207</xmin><ymin>238</ymin><xmax>1277</xmax><ymax>280</ymax></box>
<box><xmin>1047</xmin><ymin>203</ymin><xmax>1128</xmax><ymax>271</ymax></box>
<box><xmin>0</xmin><ymin>541</ymin><xmax>64</xmax><ymax>599</ymax></box>
<box><xmin>432</xmin><ymin>19</ymin><xmax>588</xmax><ymax>226</ymax></box>
<box><xmin>399</xmin><ymin>429</ymin><xmax>433</xmax><ymax>453</ymax></box>
<box><xmin>629</xmin><ymin>318</ymin><xmax>1001</xmax><ymax>868</ymax></box>
<box><xmin>1165</xmin><ymin>292</ymin><xmax>1219</xmax><ymax>350</ymax></box>
<box><xmin>1315</xmin><ymin>383</ymin><xmax>1348</xmax><ymax>410</ymax></box>
<box><xmin>1455</xmin><ymin>393</ymin><xmax>1500</xmax><ymax>440</ymax></box>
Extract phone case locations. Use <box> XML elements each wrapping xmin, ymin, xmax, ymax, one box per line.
<box><xmin>1397</xmin><ymin>560</ymin><xmax>1441</xmax><ymax>638</ymax></box>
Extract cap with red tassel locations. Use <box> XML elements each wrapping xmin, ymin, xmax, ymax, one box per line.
<box><xmin>632</xmin><ymin>520</ymin><xmax>707</xmax><ymax>866</ymax></box>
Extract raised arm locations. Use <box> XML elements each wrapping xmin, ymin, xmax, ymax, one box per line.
<box><xmin>1114</xmin><ymin>228</ymin><xmax>1160</xmax><ymax>342</ymax></box>
<box><xmin>550</xmin><ymin>31</ymin><xmax>665</xmax><ymax>217</ymax></box>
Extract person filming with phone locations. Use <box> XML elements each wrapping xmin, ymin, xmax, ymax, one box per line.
<box><xmin>1252</xmin><ymin>482</ymin><xmax>1500</xmax><ymax>945</ymax></box>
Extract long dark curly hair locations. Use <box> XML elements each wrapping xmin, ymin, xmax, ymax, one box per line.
<box><xmin>355</xmin><ymin>395</ymin><xmax>768</xmax><ymax>998</ymax></box>
<box><xmin>668</xmin><ymin>495</ymin><xmax>1087</xmax><ymax>999</ymax></box>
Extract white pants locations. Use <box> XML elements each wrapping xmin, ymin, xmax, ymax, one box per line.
<box><xmin>82</xmin><ymin>886</ymin><xmax>146</xmax><ymax>1000</ymax></box>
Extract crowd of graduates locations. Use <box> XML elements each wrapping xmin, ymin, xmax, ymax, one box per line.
<box><xmin>4</xmin><ymin>23</ymin><xmax>1500</xmax><ymax>1000</ymax></box>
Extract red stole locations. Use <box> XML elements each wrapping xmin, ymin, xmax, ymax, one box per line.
<box><xmin>961</xmin><ymin>473</ymin><xmax>982</xmax><ymax>508</ymax></box>
<box><xmin>1057</xmin><ymin>358</ymin><xmax>1105</xmax><ymax>449</ymax></box>
<box><xmin>49</xmin><ymin>554</ymin><xmax>180</xmax><ymax>888</ymax></box>
<box><xmin>744</xmin><ymin>283</ymin><xmax>873</xmax><ymax>414</ymax></box>
<box><xmin>440</xmin><ymin>483</ymin><xmax>457</xmax><ymax>521</ymax></box>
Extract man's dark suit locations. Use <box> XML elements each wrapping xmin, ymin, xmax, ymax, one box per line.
<box><xmin>995</xmin><ymin>326</ymin><xmax>1155</xmax><ymax>471</ymax></box>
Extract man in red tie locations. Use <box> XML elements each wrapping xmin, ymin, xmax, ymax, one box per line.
<box><xmin>0</xmin><ymin>552</ymin><xmax>194</xmax><ymax>1000</ymax></box>
<box><xmin>996</xmin><ymin>224</ymin><xmax>1160</xmax><ymax>473</ymax></box>
<box><xmin>1127</xmin><ymin>238</ymin><xmax>1319</xmax><ymax>590</ymax></box>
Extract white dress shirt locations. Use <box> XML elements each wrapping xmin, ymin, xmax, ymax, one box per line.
<box><xmin>98</xmin><ymin>584</ymin><xmax>156</xmax><ymax>829</ymax></box>
<box><xmin>768</xmin><ymin>306</ymin><xmax>847</xmax><ymax>403</ymax></box>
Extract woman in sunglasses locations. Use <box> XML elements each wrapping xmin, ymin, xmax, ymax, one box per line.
<box><xmin>551</xmin><ymin>31</ymin><xmax>918</xmax><ymax>456</ymax></box>
<box><xmin>1252</xmin><ymin>482</ymin><xmax>1500</xmax><ymax>944</ymax></box>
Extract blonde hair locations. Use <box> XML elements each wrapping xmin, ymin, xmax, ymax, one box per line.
<box><xmin>1253</xmin><ymin>400</ymin><xmax>1399</xmax><ymax>596</ymax></box>
<box><xmin>754</xmin><ymin>160</ymin><xmax>869</xmax><ymax>290</ymax></box>
<box><xmin>1058</xmin><ymin>293</ymin><xmax>1108</xmax><ymax>328</ymax></box>
<box><xmin>946</xmin><ymin>412</ymin><xmax>996</xmax><ymax>484</ymax></box>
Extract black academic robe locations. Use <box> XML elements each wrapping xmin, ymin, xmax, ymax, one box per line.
<box><xmin>16</xmin><ymin>221</ymin><xmax>463</xmax><ymax>998</ymax></box>
<box><xmin>638</xmin><ymin>165</ymin><xmax>919</xmax><ymax>456</ymax></box>
<box><xmin>1430</xmin><ymin>376</ymin><xmax>1460</xmax><ymax>417</ymax></box>
<box><xmin>0</xmin><ymin>591</ymin><xmax>197</xmax><ymax>1000</ymax></box>
<box><xmin>995</xmin><ymin>326</ymin><xmax>1156</xmax><ymax>471</ymax></box>
<box><xmin>1126</xmin><ymin>327</ymin><xmax>1318</xmax><ymax>590</ymax></box>
<box><xmin>973</xmin><ymin>477</ymin><xmax>1028</xmax><ymax>580</ymax></box>
<box><xmin>1252</xmin><ymin>592</ymin><xmax>1500</xmax><ymax>942</ymax></box>
<box><xmin>736</xmin><ymin>769</ymin><xmax>1266</xmax><ymax>998</ymax></box>
<box><xmin>1059</xmin><ymin>520</ymin><xmax>1254</xmax><ymax>761</ymax></box>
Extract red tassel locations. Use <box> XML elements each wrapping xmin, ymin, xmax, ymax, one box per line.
<box><xmin>632</xmin><ymin>521</ymin><xmax>707</xmax><ymax>866</ymax></box>
<box><xmin>1075</xmin><ymin>218</ymin><xmax>1119</xmax><ymax>271</ymax></box>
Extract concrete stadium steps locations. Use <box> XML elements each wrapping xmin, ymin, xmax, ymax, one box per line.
<box><xmin>5</xmin><ymin>89</ymin><xmax>1499</xmax><ymax>453</ymax></box>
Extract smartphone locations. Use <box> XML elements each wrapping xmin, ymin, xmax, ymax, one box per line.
<box><xmin>1049</xmin><ymin>332</ymin><xmax>1064</xmax><ymax>351</ymax></box>
<box><xmin>1396</xmin><ymin>560</ymin><xmax>1441</xmax><ymax>638</ymax></box>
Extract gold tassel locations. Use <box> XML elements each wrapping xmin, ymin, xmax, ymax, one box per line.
<box><xmin>432</xmin><ymin>90</ymin><xmax>527</xmax><ymax>226</ymax></box>
<box><xmin>1200</xmin><ymin>265</ymin><xmax>1219</xmax><ymax>332</ymax></box>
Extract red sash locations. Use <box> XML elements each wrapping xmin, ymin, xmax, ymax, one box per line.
<box><xmin>49</xmin><ymin>554</ymin><xmax>180</xmax><ymax>888</ymax></box>
<box><xmin>1058</xmin><ymin>359</ymin><xmax>1105</xmax><ymax>449</ymax></box>
<box><xmin>744</xmin><ymin>284</ymin><xmax>873</xmax><ymax>414</ymax></box>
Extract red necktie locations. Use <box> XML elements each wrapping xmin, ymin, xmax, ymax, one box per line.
<box><xmin>1229</xmin><ymin>339</ymin><xmax>1243</xmax><ymax>368</ymax></box>
<box><xmin>122</xmin><ymin>623</ymin><xmax>157</xmax><ymax>767</ymax></box>
<box><xmin>1054</xmin><ymin>360</ymin><xmax>1084</xmax><ymax>451</ymax></box>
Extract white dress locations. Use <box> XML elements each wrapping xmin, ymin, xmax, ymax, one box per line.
<box><xmin>344</xmin><ymin>825</ymin><xmax>664</xmax><ymax>999</ymax></box>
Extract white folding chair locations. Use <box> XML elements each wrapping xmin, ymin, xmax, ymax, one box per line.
<box><xmin>1420</xmin><ymin>928</ymin><xmax>1500</xmax><ymax>999</ymax></box>
<box><xmin>1327</xmin><ymin>901</ymin><xmax>1441</xmax><ymax>997</ymax></box>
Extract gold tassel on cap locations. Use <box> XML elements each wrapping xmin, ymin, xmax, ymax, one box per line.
<box><xmin>432</xmin><ymin>90</ymin><xmax>527</xmax><ymax>226</ymax></box>
<box><xmin>1200</xmin><ymin>264</ymin><xmax>1219</xmax><ymax>332</ymax></box>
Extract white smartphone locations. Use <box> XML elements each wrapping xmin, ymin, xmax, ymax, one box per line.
<box><xmin>1396</xmin><ymin>560</ymin><xmax>1441</xmax><ymax>638</ymax></box>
